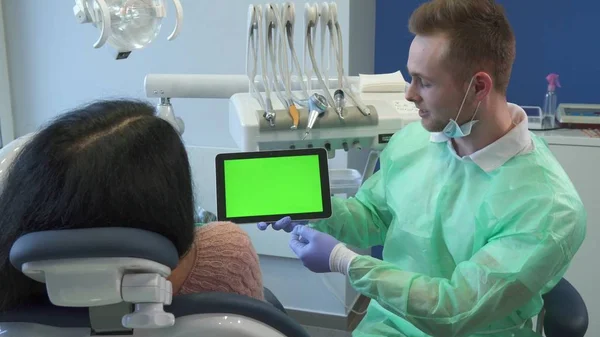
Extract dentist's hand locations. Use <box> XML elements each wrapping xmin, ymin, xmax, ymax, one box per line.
<box><xmin>289</xmin><ymin>225</ymin><xmax>340</xmax><ymax>273</ymax></box>
<box><xmin>257</xmin><ymin>216</ymin><xmax>308</xmax><ymax>233</ymax></box>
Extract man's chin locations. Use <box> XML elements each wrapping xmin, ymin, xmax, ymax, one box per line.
<box><xmin>420</xmin><ymin>119</ymin><xmax>444</xmax><ymax>133</ymax></box>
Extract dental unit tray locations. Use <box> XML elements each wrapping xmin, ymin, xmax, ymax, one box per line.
<box><xmin>143</xmin><ymin>73</ymin><xmax>420</xmax><ymax>157</ymax></box>
<box><xmin>215</xmin><ymin>147</ymin><xmax>332</xmax><ymax>223</ymax></box>
<box><xmin>229</xmin><ymin>89</ymin><xmax>419</xmax><ymax>154</ymax></box>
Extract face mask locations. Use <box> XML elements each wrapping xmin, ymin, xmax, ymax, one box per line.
<box><xmin>442</xmin><ymin>76</ymin><xmax>482</xmax><ymax>138</ymax></box>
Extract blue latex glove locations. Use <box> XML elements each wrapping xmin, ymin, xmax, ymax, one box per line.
<box><xmin>289</xmin><ymin>225</ymin><xmax>340</xmax><ymax>273</ymax></box>
<box><xmin>257</xmin><ymin>216</ymin><xmax>308</xmax><ymax>232</ymax></box>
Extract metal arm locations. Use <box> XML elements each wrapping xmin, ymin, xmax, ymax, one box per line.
<box><xmin>144</xmin><ymin>74</ymin><xmax>357</xmax><ymax>99</ymax></box>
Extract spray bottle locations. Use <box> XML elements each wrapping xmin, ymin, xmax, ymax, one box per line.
<box><xmin>542</xmin><ymin>73</ymin><xmax>561</xmax><ymax>129</ymax></box>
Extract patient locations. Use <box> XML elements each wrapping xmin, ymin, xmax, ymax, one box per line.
<box><xmin>0</xmin><ymin>99</ymin><xmax>264</xmax><ymax>311</ymax></box>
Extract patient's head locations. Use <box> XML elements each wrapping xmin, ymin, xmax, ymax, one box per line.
<box><xmin>0</xmin><ymin>99</ymin><xmax>195</xmax><ymax>310</ymax></box>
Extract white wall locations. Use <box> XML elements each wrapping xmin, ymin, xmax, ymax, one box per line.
<box><xmin>2</xmin><ymin>0</ymin><xmax>376</xmax><ymax>320</ymax></box>
<box><xmin>0</xmin><ymin>1</ymin><xmax>14</xmax><ymax>146</ymax></box>
<box><xmin>546</xmin><ymin>143</ymin><xmax>600</xmax><ymax>337</ymax></box>
<box><xmin>348</xmin><ymin>0</ymin><xmax>375</xmax><ymax>76</ymax></box>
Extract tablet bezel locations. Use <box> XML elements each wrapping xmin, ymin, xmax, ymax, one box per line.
<box><xmin>215</xmin><ymin>148</ymin><xmax>332</xmax><ymax>223</ymax></box>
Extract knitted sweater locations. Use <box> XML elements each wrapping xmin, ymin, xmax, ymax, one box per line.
<box><xmin>171</xmin><ymin>222</ymin><xmax>264</xmax><ymax>301</ymax></box>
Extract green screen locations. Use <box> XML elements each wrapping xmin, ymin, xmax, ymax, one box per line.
<box><xmin>224</xmin><ymin>154</ymin><xmax>323</xmax><ymax>217</ymax></box>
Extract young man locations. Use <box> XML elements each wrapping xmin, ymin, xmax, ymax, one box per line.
<box><xmin>259</xmin><ymin>1</ymin><xmax>586</xmax><ymax>336</ymax></box>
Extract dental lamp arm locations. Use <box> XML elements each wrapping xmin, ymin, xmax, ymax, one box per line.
<box><xmin>144</xmin><ymin>74</ymin><xmax>357</xmax><ymax>99</ymax></box>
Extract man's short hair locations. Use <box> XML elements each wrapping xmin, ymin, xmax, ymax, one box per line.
<box><xmin>409</xmin><ymin>0</ymin><xmax>516</xmax><ymax>94</ymax></box>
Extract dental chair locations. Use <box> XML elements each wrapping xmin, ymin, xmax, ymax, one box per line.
<box><xmin>0</xmin><ymin>227</ymin><xmax>311</xmax><ymax>337</ymax></box>
<box><xmin>536</xmin><ymin>277</ymin><xmax>588</xmax><ymax>337</ymax></box>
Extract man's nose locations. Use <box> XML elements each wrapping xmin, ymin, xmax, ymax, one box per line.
<box><xmin>405</xmin><ymin>83</ymin><xmax>420</xmax><ymax>103</ymax></box>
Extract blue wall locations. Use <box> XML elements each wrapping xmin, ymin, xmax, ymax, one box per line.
<box><xmin>375</xmin><ymin>0</ymin><xmax>600</xmax><ymax>107</ymax></box>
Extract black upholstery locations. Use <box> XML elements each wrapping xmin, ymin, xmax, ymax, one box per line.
<box><xmin>264</xmin><ymin>287</ymin><xmax>287</xmax><ymax>314</ymax></box>
<box><xmin>10</xmin><ymin>227</ymin><xmax>179</xmax><ymax>270</ymax></box>
<box><xmin>166</xmin><ymin>292</ymin><xmax>309</xmax><ymax>337</ymax></box>
<box><xmin>0</xmin><ymin>289</ymin><xmax>307</xmax><ymax>337</ymax></box>
<box><xmin>542</xmin><ymin>278</ymin><xmax>588</xmax><ymax>337</ymax></box>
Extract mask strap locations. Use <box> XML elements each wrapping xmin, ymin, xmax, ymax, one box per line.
<box><xmin>469</xmin><ymin>101</ymin><xmax>482</xmax><ymax>122</ymax></box>
<box><xmin>455</xmin><ymin>76</ymin><xmax>476</xmax><ymax>120</ymax></box>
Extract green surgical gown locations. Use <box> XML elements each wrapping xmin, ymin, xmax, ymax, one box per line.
<box><xmin>311</xmin><ymin>122</ymin><xmax>586</xmax><ymax>337</ymax></box>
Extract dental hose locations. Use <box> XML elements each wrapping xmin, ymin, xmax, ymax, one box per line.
<box><xmin>272</xmin><ymin>5</ymin><xmax>302</xmax><ymax>129</ymax></box>
<box><xmin>267</xmin><ymin>21</ymin><xmax>289</xmax><ymax>109</ymax></box>
<box><xmin>306</xmin><ymin>23</ymin><xmax>337</xmax><ymax>115</ymax></box>
<box><xmin>286</xmin><ymin>23</ymin><xmax>309</xmax><ymax>107</ymax></box>
<box><xmin>256</xmin><ymin>7</ymin><xmax>275</xmax><ymax>125</ymax></box>
<box><xmin>247</xmin><ymin>25</ymin><xmax>267</xmax><ymax>113</ymax></box>
<box><xmin>267</xmin><ymin>10</ymin><xmax>300</xmax><ymax>129</ymax></box>
<box><xmin>332</xmin><ymin>22</ymin><xmax>370</xmax><ymax>116</ymax></box>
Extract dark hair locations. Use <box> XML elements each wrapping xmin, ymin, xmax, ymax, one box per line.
<box><xmin>0</xmin><ymin>99</ymin><xmax>195</xmax><ymax>311</ymax></box>
<box><xmin>409</xmin><ymin>0</ymin><xmax>516</xmax><ymax>94</ymax></box>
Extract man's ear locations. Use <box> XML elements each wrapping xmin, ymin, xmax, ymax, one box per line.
<box><xmin>473</xmin><ymin>72</ymin><xmax>493</xmax><ymax>100</ymax></box>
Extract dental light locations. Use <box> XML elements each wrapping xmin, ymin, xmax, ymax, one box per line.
<box><xmin>73</xmin><ymin>0</ymin><xmax>183</xmax><ymax>60</ymax></box>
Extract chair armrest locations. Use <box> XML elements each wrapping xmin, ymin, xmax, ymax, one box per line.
<box><xmin>542</xmin><ymin>278</ymin><xmax>588</xmax><ymax>337</ymax></box>
<box><xmin>264</xmin><ymin>287</ymin><xmax>287</xmax><ymax>314</ymax></box>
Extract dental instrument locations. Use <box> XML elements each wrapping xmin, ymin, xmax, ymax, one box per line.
<box><xmin>326</xmin><ymin>3</ymin><xmax>341</xmax><ymax>92</ymax></box>
<box><xmin>266</xmin><ymin>5</ymin><xmax>289</xmax><ymax>110</ymax></box>
<box><xmin>303</xmin><ymin>93</ymin><xmax>328</xmax><ymax>140</ymax></box>
<box><xmin>145</xmin><ymin>71</ymin><xmax>418</xmax><ymax>156</ymax></box>
<box><xmin>319</xmin><ymin>3</ymin><xmax>332</xmax><ymax>89</ymax></box>
<box><xmin>257</xmin><ymin>5</ymin><xmax>276</xmax><ymax>127</ymax></box>
<box><xmin>304</xmin><ymin>4</ymin><xmax>339</xmax><ymax>119</ymax></box>
<box><xmin>333</xmin><ymin>89</ymin><xmax>345</xmax><ymax>117</ymax></box>
<box><xmin>303</xmin><ymin>4</ymin><xmax>316</xmax><ymax>92</ymax></box>
<box><xmin>73</xmin><ymin>0</ymin><xmax>183</xmax><ymax>60</ymax></box>
<box><xmin>247</xmin><ymin>5</ymin><xmax>276</xmax><ymax>127</ymax></box>
<box><xmin>273</xmin><ymin>5</ymin><xmax>301</xmax><ymax>128</ymax></box>
<box><xmin>144</xmin><ymin>3</ymin><xmax>420</xmax><ymax>157</ymax></box>
<box><xmin>281</xmin><ymin>3</ymin><xmax>310</xmax><ymax>107</ymax></box>
<box><xmin>266</xmin><ymin>4</ymin><xmax>301</xmax><ymax>129</ymax></box>
<box><xmin>328</xmin><ymin>2</ymin><xmax>371</xmax><ymax>116</ymax></box>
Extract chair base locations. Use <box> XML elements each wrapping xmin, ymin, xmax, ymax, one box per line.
<box><xmin>0</xmin><ymin>314</ymin><xmax>289</xmax><ymax>337</ymax></box>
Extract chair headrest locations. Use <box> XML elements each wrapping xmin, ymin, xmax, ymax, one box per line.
<box><xmin>0</xmin><ymin>133</ymin><xmax>35</xmax><ymax>191</ymax></box>
<box><xmin>10</xmin><ymin>227</ymin><xmax>179</xmax><ymax>270</ymax></box>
